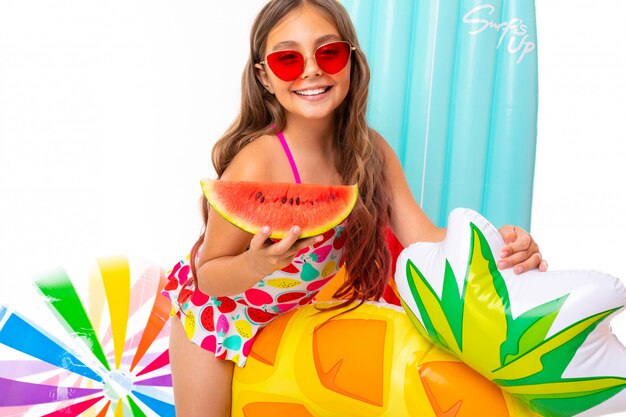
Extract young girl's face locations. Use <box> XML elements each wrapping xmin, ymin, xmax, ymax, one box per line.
<box><xmin>256</xmin><ymin>4</ymin><xmax>352</xmax><ymax>124</ymax></box>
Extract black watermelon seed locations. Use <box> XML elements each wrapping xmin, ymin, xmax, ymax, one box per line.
<box><xmin>260</xmin><ymin>196</ymin><xmax>265</xmax><ymax>203</ymax></box>
<box><xmin>281</xmin><ymin>196</ymin><xmax>287</xmax><ymax>204</ymax></box>
<box><xmin>289</xmin><ymin>198</ymin><xmax>294</xmax><ymax>205</ymax></box>
<box><xmin>295</xmin><ymin>197</ymin><xmax>300</xmax><ymax>205</ymax></box>
<box><xmin>255</xmin><ymin>192</ymin><xmax>262</xmax><ymax>199</ymax></box>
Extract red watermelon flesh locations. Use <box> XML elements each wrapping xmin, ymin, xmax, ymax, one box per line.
<box><xmin>201</xmin><ymin>180</ymin><xmax>358</xmax><ymax>239</ymax></box>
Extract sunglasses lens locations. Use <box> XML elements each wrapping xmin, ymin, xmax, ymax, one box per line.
<box><xmin>266</xmin><ymin>50</ymin><xmax>304</xmax><ymax>81</ymax></box>
<box><xmin>315</xmin><ymin>42</ymin><xmax>352</xmax><ymax>74</ymax></box>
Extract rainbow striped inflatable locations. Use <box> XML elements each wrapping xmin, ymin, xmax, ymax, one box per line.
<box><xmin>0</xmin><ymin>256</ymin><xmax>173</xmax><ymax>416</ymax></box>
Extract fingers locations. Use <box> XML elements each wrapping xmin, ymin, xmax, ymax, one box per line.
<box><xmin>505</xmin><ymin>252</ymin><xmax>542</xmax><ymax>275</ymax></box>
<box><xmin>500</xmin><ymin>232</ymin><xmax>533</xmax><ymax>258</ymax></box>
<box><xmin>499</xmin><ymin>225</ymin><xmax>518</xmax><ymax>244</ymax></box>
<box><xmin>291</xmin><ymin>235</ymin><xmax>322</xmax><ymax>254</ymax></box>
<box><xmin>516</xmin><ymin>252</ymin><xmax>543</xmax><ymax>274</ymax></box>
<box><xmin>254</xmin><ymin>226</ymin><xmax>322</xmax><ymax>256</ymax></box>
<box><xmin>249</xmin><ymin>226</ymin><xmax>271</xmax><ymax>250</ymax></box>
<box><xmin>498</xmin><ymin>225</ymin><xmax>549</xmax><ymax>274</ymax></box>
<box><xmin>248</xmin><ymin>226</ymin><xmax>324</xmax><ymax>275</ymax></box>
<box><xmin>269</xmin><ymin>226</ymin><xmax>303</xmax><ymax>254</ymax></box>
<box><xmin>499</xmin><ymin>241</ymin><xmax>536</xmax><ymax>267</ymax></box>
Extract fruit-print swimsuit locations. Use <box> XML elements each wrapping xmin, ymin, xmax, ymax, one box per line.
<box><xmin>162</xmin><ymin>131</ymin><xmax>348</xmax><ymax>367</ymax></box>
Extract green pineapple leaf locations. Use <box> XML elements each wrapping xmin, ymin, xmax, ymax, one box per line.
<box><xmin>405</xmin><ymin>259</ymin><xmax>461</xmax><ymax>355</ymax></box>
<box><xmin>501</xmin><ymin>295</ymin><xmax>569</xmax><ymax>366</ymax></box>
<box><xmin>493</xmin><ymin>307</ymin><xmax>622</xmax><ymax>383</ymax></box>
<box><xmin>400</xmin><ymin>221</ymin><xmax>626</xmax><ymax>417</ymax></box>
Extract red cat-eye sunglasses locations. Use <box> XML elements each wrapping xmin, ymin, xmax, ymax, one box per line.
<box><xmin>258</xmin><ymin>41</ymin><xmax>356</xmax><ymax>82</ymax></box>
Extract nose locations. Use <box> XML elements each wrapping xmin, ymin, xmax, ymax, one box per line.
<box><xmin>300</xmin><ymin>54</ymin><xmax>322</xmax><ymax>79</ymax></box>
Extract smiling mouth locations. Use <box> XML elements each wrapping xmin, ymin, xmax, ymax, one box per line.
<box><xmin>293</xmin><ymin>86</ymin><xmax>332</xmax><ymax>96</ymax></box>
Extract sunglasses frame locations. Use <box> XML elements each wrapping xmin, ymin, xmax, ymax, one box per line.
<box><xmin>258</xmin><ymin>40</ymin><xmax>357</xmax><ymax>81</ymax></box>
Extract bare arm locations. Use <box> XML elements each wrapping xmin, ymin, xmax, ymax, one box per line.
<box><xmin>374</xmin><ymin>131</ymin><xmax>446</xmax><ymax>246</ymax></box>
<box><xmin>375</xmin><ymin>131</ymin><xmax>546</xmax><ymax>273</ymax></box>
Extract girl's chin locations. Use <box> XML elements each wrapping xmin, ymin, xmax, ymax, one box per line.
<box><xmin>286</xmin><ymin>101</ymin><xmax>341</xmax><ymax>121</ymax></box>
<box><xmin>287</xmin><ymin>110</ymin><xmax>336</xmax><ymax>122</ymax></box>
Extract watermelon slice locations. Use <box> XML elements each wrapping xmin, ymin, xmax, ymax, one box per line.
<box><xmin>200</xmin><ymin>179</ymin><xmax>358</xmax><ymax>239</ymax></box>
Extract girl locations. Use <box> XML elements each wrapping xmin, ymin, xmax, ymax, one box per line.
<box><xmin>164</xmin><ymin>1</ymin><xmax>547</xmax><ymax>416</ymax></box>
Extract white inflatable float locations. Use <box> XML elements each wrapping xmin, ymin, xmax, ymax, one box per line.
<box><xmin>396</xmin><ymin>208</ymin><xmax>626</xmax><ymax>417</ymax></box>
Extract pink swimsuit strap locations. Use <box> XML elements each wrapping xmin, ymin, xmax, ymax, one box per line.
<box><xmin>276</xmin><ymin>130</ymin><xmax>302</xmax><ymax>184</ymax></box>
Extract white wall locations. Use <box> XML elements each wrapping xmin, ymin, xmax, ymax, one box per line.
<box><xmin>0</xmin><ymin>1</ymin><xmax>266</xmax><ymax>297</ymax></box>
<box><xmin>0</xmin><ymin>1</ymin><xmax>625</xmax><ymax>414</ymax></box>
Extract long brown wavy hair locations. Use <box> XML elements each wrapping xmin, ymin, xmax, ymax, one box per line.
<box><xmin>186</xmin><ymin>0</ymin><xmax>392</xmax><ymax>309</ymax></box>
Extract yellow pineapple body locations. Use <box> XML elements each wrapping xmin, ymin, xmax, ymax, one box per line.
<box><xmin>232</xmin><ymin>301</ymin><xmax>539</xmax><ymax>417</ymax></box>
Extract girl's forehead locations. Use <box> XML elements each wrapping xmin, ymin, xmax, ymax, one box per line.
<box><xmin>266</xmin><ymin>5</ymin><xmax>340</xmax><ymax>50</ymax></box>
<box><xmin>269</xmin><ymin>34</ymin><xmax>342</xmax><ymax>53</ymax></box>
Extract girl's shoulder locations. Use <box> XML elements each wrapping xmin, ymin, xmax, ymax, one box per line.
<box><xmin>367</xmin><ymin>127</ymin><xmax>405</xmax><ymax>181</ymax></box>
<box><xmin>220</xmin><ymin>134</ymin><xmax>293</xmax><ymax>183</ymax></box>
<box><xmin>368</xmin><ymin>127</ymin><xmax>394</xmax><ymax>159</ymax></box>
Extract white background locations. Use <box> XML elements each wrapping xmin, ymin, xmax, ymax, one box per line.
<box><xmin>0</xmin><ymin>1</ymin><xmax>625</xmax><ymax>414</ymax></box>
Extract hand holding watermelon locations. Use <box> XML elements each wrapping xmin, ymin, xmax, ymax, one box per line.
<box><xmin>246</xmin><ymin>224</ymin><xmax>322</xmax><ymax>277</ymax></box>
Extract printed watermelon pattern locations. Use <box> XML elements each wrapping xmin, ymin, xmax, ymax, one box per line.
<box><xmin>162</xmin><ymin>223</ymin><xmax>347</xmax><ymax>367</ymax></box>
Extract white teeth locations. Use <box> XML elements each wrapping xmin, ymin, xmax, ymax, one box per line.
<box><xmin>295</xmin><ymin>87</ymin><xmax>329</xmax><ymax>96</ymax></box>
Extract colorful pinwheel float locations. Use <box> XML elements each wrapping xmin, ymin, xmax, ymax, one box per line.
<box><xmin>0</xmin><ymin>256</ymin><xmax>173</xmax><ymax>417</ymax></box>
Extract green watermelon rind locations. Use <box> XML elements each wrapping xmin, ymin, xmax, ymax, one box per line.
<box><xmin>200</xmin><ymin>179</ymin><xmax>358</xmax><ymax>239</ymax></box>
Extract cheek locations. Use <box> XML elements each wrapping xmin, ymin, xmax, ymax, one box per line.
<box><xmin>334</xmin><ymin>72</ymin><xmax>351</xmax><ymax>98</ymax></box>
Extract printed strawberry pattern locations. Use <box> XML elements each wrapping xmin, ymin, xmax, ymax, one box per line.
<box><xmin>162</xmin><ymin>223</ymin><xmax>347</xmax><ymax>367</ymax></box>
